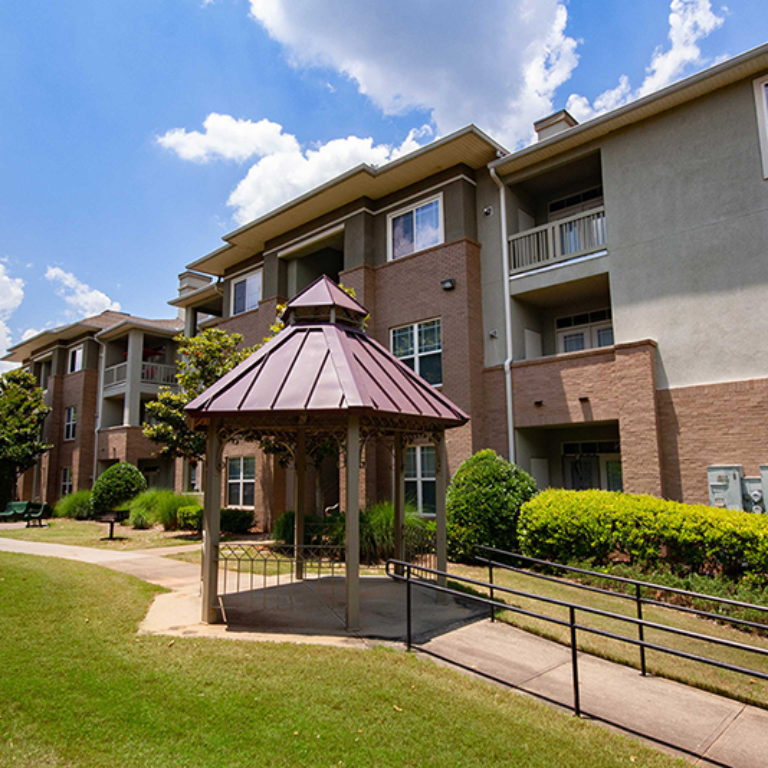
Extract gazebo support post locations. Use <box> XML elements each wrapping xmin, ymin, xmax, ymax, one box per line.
<box><xmin>294</xmin><ymin>429</ymin><xmax>306</xmax><ymax>580</ymax></box>
<box><xmin>435</xmin><ymin>432</ymin><xmax>448</xmax><ymax>588</ymax></box>
<box><xmin>201</xmin><ymin>422</ymin><xmax>223</xmax><ymax>623</ymax></box>
<box><xmin>393</xmin><ymin>434</ymin><xmax>406</xmax><ymax>574</ymax></box>
<box><xmin>346</xmin><ymin>415</ymin><xmax>361</xmax><ymax>631</ymax></box>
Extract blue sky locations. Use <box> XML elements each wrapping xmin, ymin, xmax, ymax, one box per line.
<box><xmin>0</xmin><ymin>0</ymin><xmax>765</xmax><ymax>367</ymax></box>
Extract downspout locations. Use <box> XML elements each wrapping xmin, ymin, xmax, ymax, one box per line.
<box><xmin>489</xmin><ymin>166</ymin><xmax>515</xmax><ymax>463</ymax></box>
<box><xmin>92</xmin><ymin>337</ymin><xmax>105</xmax><ymax>485</ymax></box>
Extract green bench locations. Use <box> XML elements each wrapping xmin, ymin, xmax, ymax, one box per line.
<box><xmin>0</xmin><ymin>501</ymin><xmax>52</xmax><ymax>527</ymax></box>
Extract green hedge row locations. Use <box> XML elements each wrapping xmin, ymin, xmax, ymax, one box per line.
<box><xmin>517</xmin><ymin>489</ymin><xmax>768</xmax><ymax>581</ymax></box>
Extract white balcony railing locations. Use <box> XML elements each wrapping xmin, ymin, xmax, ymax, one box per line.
<box><xmin>509</xmin><ymin>206</ymin><xmax>607</xmax><ymax>274</ymax></box>
<box><xmin>141</xmin><ymin>362</ymin><xmax>177</xmax><ymax>385</ymax></box>
<box><xmin>103</xmin><ymin>362</ymin><xmax>127</xmax><ymax>388</ymax></box>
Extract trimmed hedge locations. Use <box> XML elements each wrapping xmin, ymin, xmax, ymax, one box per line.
<box><xmin>91</xmin><ymin>462</ymin><xmax>146</xmax><ymax>514</ymax></box>
<box><xmin>446</xmin><ymin>449</ymin><xmax>537</xmax><ymax>562</ymax></box>
<box><xmin>177</xmin><ymin>505</ymin><xmax>203</xmax><ymax>531</ymax></box>
<box><xmin>54</xmin><ymin>490</ymin><xmax>93</xmax><ymax>520</ymax></box>
<box><xmin>517</xmin><ymin>488</ymin><xmax>768</xmax><ymax>581</ymax></box>
<box><xmin>221</xmin><ymin>508</ymin><xmax>253</xmax><ymax>534</ymax></box>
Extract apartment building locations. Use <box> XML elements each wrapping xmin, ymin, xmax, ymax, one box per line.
<box><xmin>4</xmin><ymin>310</ymin><xmax>183</xmax><ymax>503</ymax></box>
<box><xmin>172</xmin><ymin>43</ymin><xmax>768</xmax><ymax>522</ymax></box>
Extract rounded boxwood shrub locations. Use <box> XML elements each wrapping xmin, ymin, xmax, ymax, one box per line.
<box><xmin>91</xmin><ymin>462</ymin><xmax>147</xmax><ymax>515</ymax></box>
<box><xmin>446</xmin><ymin>449</ymin><xmax>537</xmax><ymax>562</ymax></box>
<box><xmin>177</xmin><ymin>505</ymin><xmax>203</xmax><ymax>531</ymax></box>
<box><xmin>54</xmin><ymin>490</ymin><xmax>93</xmax><ymax>520</ymax></box>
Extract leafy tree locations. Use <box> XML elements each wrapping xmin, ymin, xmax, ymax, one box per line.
<box><xmin>143</xmin><ymin>329</ymin><xmax>257</xmax><ymax>461</ymax></box>
<box><xmin>0</xmin><ymin>369</ymin><xmax>52</xmax><ymax>507</ymax></box>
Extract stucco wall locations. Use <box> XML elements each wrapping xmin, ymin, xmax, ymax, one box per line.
<box><xmin>603</xmin><ymin>77</ymin><xmax>768</xmax><ymax>389</ymax></box>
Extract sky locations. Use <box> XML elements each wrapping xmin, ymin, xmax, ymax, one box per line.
<box><xmin>0</xmin><ymin>0</ymin><xmax>765</xmax><ymax>370</ymax></box>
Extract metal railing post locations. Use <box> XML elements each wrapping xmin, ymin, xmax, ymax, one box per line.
<box><xmin>569</xmin><ymin>606</ymin><xmax>581</xmax><ymax>717</ymax></box>
<box><xmin>488</xmin><ymin>561</ymin><xmax>495</xmax><ymax>623</ymax></box>
<box><xmin>635</xmin><ymin>583</ymin><xmax>647</xmax><ymax>676</ymax></box>
<box><xmin>406</xmin><ymin>563</ymin><xmax>413</xmax><ymax>651</ymax></box>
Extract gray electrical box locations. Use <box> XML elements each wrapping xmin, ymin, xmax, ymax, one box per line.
<box><xmin>742</xmin><ymin>477</ymin><xmax>765</xmax><ymax>514</ymax></box>
<box><xmin>707</xmin><ymin>465</ymin><xmax>744</xmax><ymax>510</ymax></box>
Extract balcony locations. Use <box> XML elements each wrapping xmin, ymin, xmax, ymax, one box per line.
<box><xmin>509</xmin><ymin>206</ymin><xmax>606</xmax><ymax>275</ymax></box>
<box><xmin>103</xmin><ymin>362</ymin><xmax>177</xmax><ymax>390</ymax></box>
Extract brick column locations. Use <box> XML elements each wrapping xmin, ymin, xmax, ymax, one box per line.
<box><xmin>614</xmin><ymin>341</ymin><xmax>663</xmax><ymax>497</ymax></box>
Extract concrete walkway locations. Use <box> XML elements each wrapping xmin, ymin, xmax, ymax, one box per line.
<box><xmin>2</xmin><ymin>534</ymin><xmax>767</xmax><ymax>766</ymax></box>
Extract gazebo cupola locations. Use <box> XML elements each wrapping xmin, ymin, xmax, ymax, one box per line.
<box><xmin>186</xmin><ymin>275</ymin><xmax>468</xmax><ymax>632</ymax></box>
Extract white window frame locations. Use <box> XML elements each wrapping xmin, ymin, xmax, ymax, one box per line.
<box><xmin>386</xmin><ymin>193</ymin><xmax>444</xmax><ymax>261</ymax></box>
<box><xmin>390</xmin><ymin>318</ymin><xmax>442</xmax><ymax>386</ymax></box>
<box><xmin>555</xmin><ymin>310</ymin><xmax>613</xmax><ymax>354</ymax></box>
<box><xmin>230</xmin><ymin>268</ymin><xmax>263</xmax><ymax>317</ymax></box>
<box><xmin>754</xmin><ymin>74</ymin><xmax>768</xmax><ymax>180</ymax></box>
<box><xmin>64</xmin><ymin>406</ymin><xmax>77</xmax><ymax>441</ymax></box>
<box><xmin>68</xmin><ymin>345</ymin><xmax>83</xmax><ymax>373</ymax></box>
<box><xmin>226</xmin><ymin>456</ymin><xmax>255</xmax><ymax>508</ymax></box>
<box><xmin>61</xmin><ymin>467</ymin><xmax>73</xmax><ymax>497</ymax></box>
<box><xmin>405</xmin><ymin>444</ymin><xmax>437</xmax><ymax>516</ymax></box>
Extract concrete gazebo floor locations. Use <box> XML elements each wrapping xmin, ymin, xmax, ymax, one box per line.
<box><xmin>140</xmin><ymin>575</ymin><xmax>487</xmax><ymax>647</ymax></box>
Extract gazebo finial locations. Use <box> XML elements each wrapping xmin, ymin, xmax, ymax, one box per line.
<box><xmin>280</xmin><ymin>275</ymin><xmax>368</xmax><ymax>328</ymax></box>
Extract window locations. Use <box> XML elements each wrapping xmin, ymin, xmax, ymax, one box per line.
<box><xmin>64</xmin><ymin>406</ymin><xmax>77</xmax><ymax>441</ymax></box>
<box><xmin>227</xmin><ymin>456</ymin><xmax>255</xmax><ymax>507</ymax></box>
<box><xmin>556</xmin><ymin>308</ymin><xmax>613</xmax><ymax>354</ymax></box>
<box><xmin>387</xmin><ymin>195</ymin><xmax>443</xmax><ymax>261</ymax></box>
<box><xmin>754</xmin><ymin>75</ymin><xmax>768</xmax><ymax>179</ymax></box>
<box><xmin>562</xmin><ymin>441</ymin><xmax>622</xmax><ymax>492</ymax></box>
<box><xmin>405</xmin><ymin>445</ymin><xmax>436</xmax><ymax>515</ymax></box>
<box><xmin>231</xmin><ymin>269</ymin><xmax>263</xmax><ymax>316</ymax></box>
<box><xmin>391</xmin><ymin>319</ymin><xmax>442</xmax><ymax>386</ymax></box>
<box><xmin>61</xmin><ymin>467</ymin><xmax>73</xmax><ymax>497</ymax></box>
<box><xmin>68</xmin><ymin>346</ymin><xmax>83</xmax><ymax>373</ymax></box>
<box><xmin>187</xmin><ymin>461</ymin><xmax>200</xmax><ymax>492</ymax></box>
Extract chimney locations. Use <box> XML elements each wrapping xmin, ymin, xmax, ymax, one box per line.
<box><xmin>177</xmin><ymin>271</ymin><xmax>211</xmax><ymax>297</ymax></box>
<box><xmin>533</xmin><ymin>109</ymin><xmax>578</xmax><ymax>142</ymax></box>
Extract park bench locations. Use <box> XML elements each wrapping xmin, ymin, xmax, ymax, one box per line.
<box><xmin>0</xmin><ymin>501</ymin><xmax>51</xmax><ymax>526</ymax></box>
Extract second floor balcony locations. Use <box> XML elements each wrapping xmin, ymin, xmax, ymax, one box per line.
<box><xmin>104</xmin><ymin>361</ymin><xmax>177</xmax><ymax>390</ymax></box>
<box><xmin>509</xmin><ymin>206</ymin><xmax>607</xmax><ymax>275</ymax></box>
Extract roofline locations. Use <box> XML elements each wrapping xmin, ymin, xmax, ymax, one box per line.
<box><xmin>491</xmin><ymin>42</ymin><xmax>768</xmax><ymax>176</ymax></box>
<box><xmin>95</xmin><ymin>319</ymin><xmax>183</xmax><ymax>341</ymax></box>
<box><xmin>186</xmin><ymin>124</ymin><xmax>507</xmax><ymax>273</ymax></box>
<box><xmin>3</xmin><ymin>321</ymin><xmax>105</xmax><ymax>362</ymax></box>
<box><xmin>168</xmin><ymin>281</ymin><xmax>223</xmax><ymax>309</ymax></box>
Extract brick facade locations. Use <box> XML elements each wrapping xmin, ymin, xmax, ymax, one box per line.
<box><xmin>658</xmin><ymin>378</ymin><xmax>768</xmax><ymax>504</ymax></box>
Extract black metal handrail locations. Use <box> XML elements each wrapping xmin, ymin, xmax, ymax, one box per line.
<box><xmin>385</xmin><ymin>558</ymin><xmax>768</xmax><ymax>718</ymax></box>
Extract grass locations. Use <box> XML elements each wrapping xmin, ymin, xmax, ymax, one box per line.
<box><xmin>0</xmin><ymin>551</ymin><xmax>685</xmax><ymax>768</ymax></box>
<box><xmin>450</xmin><ymin>562</ymin><xmax>768</xmax><ymax>709</ymax></box>
<box><xmin>0</xmin><ymin>518</ymin><xmax>201</xmax><ymax>550</ymax></box>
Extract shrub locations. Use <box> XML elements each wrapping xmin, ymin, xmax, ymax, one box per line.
<box><xmin>220</xmin><ymin>507</ymin><xmax>253</xmax><ymax>534</ymax></box>
<box><xmin>446</xmin><ymin>449</ymin><xmax>537</xmax><ymax>562</ymax></box>
<box><xmin>127</xmin><ymin>489</ymin><xmax>198</xmax><ymax>530</ymax></box>
<box><xmin>517</xmin><ymin>488</ymin><xmax>768</xmax><ymax>581</ymax></box>
<box><xmin>54</xmin><ymin>490</ymin><xmax>93</xmax><ymax>520</ymax></box>
<box><xmin>91</xmin><ymin>462</ymin><xmax>146</xmax><ymax>514</ymax></box>
<box><xmin>177</xmin><ymin>505</ymin><xmax>203</xmax><ymax>531</ymax></box>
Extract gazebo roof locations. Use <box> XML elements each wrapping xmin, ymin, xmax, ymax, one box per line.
<box><xmin>185</xmin><ymin>278</ymin><xmax>468</xmax><ymax>430</ymax></box>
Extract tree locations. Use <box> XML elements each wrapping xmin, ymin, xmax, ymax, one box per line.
<box><xmin>143</xmin><ymin>328</ymin><xmax>257</xmax><ymax>461</ymax></box>
<box><xmin>0</xmin><ymin>369</ymin><xmax>52</xmax><ymax>507</ymax></box>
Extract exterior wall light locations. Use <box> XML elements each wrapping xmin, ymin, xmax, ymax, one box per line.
<box><xmin>441</xmin><ymin>278</ymin><xmax>455</xmax><ymax>291</ymax></box>
<box><xmin>534</xmin><ymin>400</ymin><xmax>543</xmax><ymax>407</ymax></box>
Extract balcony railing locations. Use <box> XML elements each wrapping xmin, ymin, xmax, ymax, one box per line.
<box><xmin>103</xmin><ymin>362</ymin><xmax>127</xmax><ymax>388</ymax></box>
<box><xmin>509</xmin><ymin>206</ymin><xmax>607</xmax><ymax>274</ymax></box>
<box><xmin>141</xmin><ymin>362</ymin><xmax>177</xmax><ymax>385</ymax></box>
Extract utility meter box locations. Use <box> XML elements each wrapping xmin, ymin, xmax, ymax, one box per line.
<box><xmin>707</xmin><ymin>465</ymin><xmax>744</xmax><ymax>510</ymax></box>
<box><xmin>742</xmin><ymin>477</ymin><xmax>765</xmax><ymax>514</ymax></box>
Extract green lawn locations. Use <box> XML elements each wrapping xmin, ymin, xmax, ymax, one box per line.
<box><xmin>451</xmin><ymin>563</ymin><xmax>768</xmax><ymax>709</ymax></box>
<box><xmin>0</xmin><ymin>518</ymin><xmax>201</xmax><ymax>549</ymax></box>
<box><xmin>0</xmin><ymin>552</ymin><xmax>684</xmax><ymax>768</ymax></box>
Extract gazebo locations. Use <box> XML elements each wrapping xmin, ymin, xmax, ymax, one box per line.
<box><xmin>185</xmin><ymin>276</ymin><xmax>468</xmax><ymax>631</ymax></box>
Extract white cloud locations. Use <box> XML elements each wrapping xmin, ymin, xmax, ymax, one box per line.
<box><xmin>161</xmin><ymin>117</ymin><xmax>433</xmax><ymax>224</ymax></box>
<box><xmin>45</xmin><ymin>267</ymin><xmax>121</xmax><ymax>317</ymax></box>
<box><xmin>566</xmin><ymin>0</ymin><xmax>724</xmax><ymax>122</ymax></box>
<box><xmin>248</xmin><ymin>0</ymin><xmax>578</xmax><ymax>148</ymax></box>
<box><xmin>157</xmin><ymin>113</ymin><xmax>298</xmax><ymax>163</ymax></box>
<box><xmin>0</xmin><ymin>263</ymin><xmax>24</xmax><ymax>371</ymax></box>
